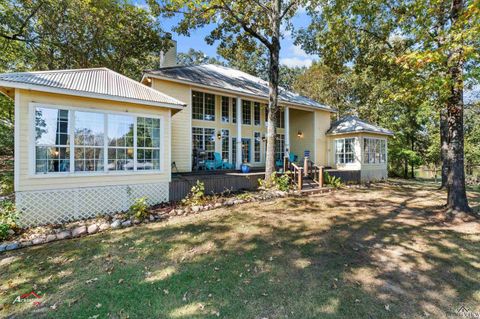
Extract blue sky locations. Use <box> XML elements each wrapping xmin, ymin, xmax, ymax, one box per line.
<box><xmin>135</xmin><ymin>1</ymin><xmax>317</xmax><ymax>68</ymax></box>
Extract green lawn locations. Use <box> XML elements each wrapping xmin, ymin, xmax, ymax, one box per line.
<box><xmin>1</xmin><ymin>180</ymin><xmax>479</xmax><ymax>318</ymax></box>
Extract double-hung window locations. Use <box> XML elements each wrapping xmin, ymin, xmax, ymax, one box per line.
<box><xmin>275</xmin><ymin>134</ymin><xmax>285</xmax><ymax>161</ymax></box>
<box><xmin>364</xmin><ymin>138</ymin><xmax>386</xmax><ymax>164</ymax></box>
<box><xmin>221</xmin><ymin>129</ymin><xmax>229</xmax><ymax>161</ymax></box>
<box><xmin>34</xmin><ymin>105</ymin><xmax>162</xmax><ymax>174</ymax></box>
<box><xmin>192</xmin><ymin>127</ymin><xmax>215</xmax><ymax>160</ymax></box>
<box><xmin>192</xmin><ymin>91</ymin><xmax>215</xmax><ymax>121</ymax></box>
<box><xmin>254</xmin><ymin>102</ymin><xmax>260</xmax><ymax>126</ymax></box>
<box><xmin>221</xmin><ymin>96</ymin><xmax>230</xmax><ymax>123</ymax></box>
<box><xmin>335</xmin><ymin>138</ymin><xmax>355</xmax><ymax>164</ymax></box>
<box><xmin>276</xmin><ymin>110</ymin><xmax>285</xmax><ymax>128</ymax></box>
<box><xmin>242</xmin><ymin>100</ymin><xmax>251</xmax><ymax>125</ymax></box>
<box><xmin>35</xmin><ymin>108</ymin><xmax>70</xmax><ymax>173</ymax></box>
<box><xmin>254</xmin><ymin>132</ymin><xmax>261</xmax><ymax>162</ymax></box>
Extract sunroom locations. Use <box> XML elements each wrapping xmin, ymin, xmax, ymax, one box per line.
<box><xmin>326</xmin><ymin>115</ymin><xmax>394</xmax><ymax>182</ymax></box>
<box><xmin>0</xmin><ymin>67</ymin><xmax>186</xmax><ymax>226</ymax></box>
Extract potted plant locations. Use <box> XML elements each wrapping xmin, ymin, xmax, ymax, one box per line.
<box><xmin>240</xmin><ymin>161</ymin><xmax>250</xmax><ymax>173</ymax></box>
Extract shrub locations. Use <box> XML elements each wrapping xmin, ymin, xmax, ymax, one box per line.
<box><xmin>324</xmin><ymin>172</ymin><xmax>343</xmax><ymax>188</ymax></box>
<box><xmin>182</xmin><ymin>180</ymin><xmax>205</xmax><ymax>206</ymax></box>
<box><xmin>0</xmin><ymin>173</ymin><xmax>13</xmax><ymax>196</ymax></box>
<box><xmin>258</xmin><ymin>172</ymin><xmax>292</xmax><ymax>191</ymax></box>
<box><xmin>0</xmin><ymin>200</ymin><xmax>18</xmax><ymax>240</ymax></box>
<box><xmin>128</xmin><ymin>197</ymin><xmax>149</xmax><ymax>219</ymax></box>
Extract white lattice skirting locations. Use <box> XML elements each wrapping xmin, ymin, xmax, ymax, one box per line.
<box><xmin>16</xmin><ymin>182</ymin><xmax>169</xmax><ymax>227</ymax></box>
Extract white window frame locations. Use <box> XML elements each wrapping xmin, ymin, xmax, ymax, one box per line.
<box><xmin>192</xmin><ymin>90</ymin><xmax>215</xmax><ymax>121</ymax></box>
<box><xmin>29</xmin><ymin>102</ymin><xmax>165</xmax><ymax>177</ymax></box>
<box><xmin>334</xmin><ymin>137</ymin><xmax>356</xmax><ymax>165</ymax></box>
<box><xmin>253</xmin><ymin>131</ymin><xmax>261</xmax><ymax>163</ymax></box>
<box><xmin>363</xmin><ymin>137</ymin><xmax>387</xmax><ymax>164</ymax></box>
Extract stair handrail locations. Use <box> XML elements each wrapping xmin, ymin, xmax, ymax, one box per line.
<box><xmin>291</xmin><ymin>162</ymin><xmax>303</xmax><ymax>190</ymax></box>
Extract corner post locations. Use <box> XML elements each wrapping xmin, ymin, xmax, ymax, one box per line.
<box><xmin>284</xmin><ymin>106</ymin><xmax>290</xmax><ymax>158</ymax></box>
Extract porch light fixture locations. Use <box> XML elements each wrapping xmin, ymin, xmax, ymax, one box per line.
<box><xmin>297</xmin><ymin>130</ymin><xmax>303</xmax><ymax>138</ymax></box>
<box><xmin>217</xmin><ymin>131</ymin><xmax>222</xmax><ymax>139</ymax></box>
<box><xmin>262</xmin><ymin>135</ymin><xmax>266</xmax><ymax>142</ymax></box>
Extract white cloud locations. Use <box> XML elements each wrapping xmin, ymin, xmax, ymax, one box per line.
<box><xmin>280</xmin><ymin>57</ymin><xmax>313</xmax><ymax>68</ymax></box>
<box><xmin>291</xmin><ymin>44</ymin><xmax>312</xmax><ymax>59</ymax></box>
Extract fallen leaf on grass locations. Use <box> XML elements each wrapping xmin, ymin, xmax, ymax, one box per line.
<box><xmin>85</xmin><ymin>278</ymin><xmax>98</xmax><ymax>284</ymax></box>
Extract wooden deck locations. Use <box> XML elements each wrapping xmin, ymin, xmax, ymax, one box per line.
<box><xmin>170</xmin><ymin>170</ymin><xmax>265</xmax><ymax>202</ymax></box>
<box><xmin>169</xmin><ymin>167</ymin><xmax>361</xmax><ymax>202</ymax></box>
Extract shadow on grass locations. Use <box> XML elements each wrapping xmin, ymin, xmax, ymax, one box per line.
<box><xmin>1</xmin><ymin>180</ymin><xmax>479</xmax><ymax>318</ymax></box>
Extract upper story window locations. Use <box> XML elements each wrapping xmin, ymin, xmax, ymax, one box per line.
<box><xmin>364</xmin><ymin>138</ymin><xmax>386</xmax><ymax>164</ymax></box>
<box><xmin>335</xmin><ymin>138</ymin><xmax>355</xmax><ymax>164</ymax></box>
<box><xmin>242</xmin><ymin>100</ymin><xmax>251</xmax><ymax>125</ymax></box>
<box><xmin>276</xmin><ymin>110</ymin><xmax>285</xmax><ymax>128</ymax></box>
<box><xmin>232</xmin><ymin>98</ymin><xmax>237</xmax><ymax>123</ymax></box>
<box><xmin>34</xmin><ymin>105</ymin><xmax>162</xmax><ymax>174</ymax></box>
<box><xmin>192</xmin><ymin>91</ymin><xmax>215</xmax><ymax>121</ymax></box>
<box><xmin>254</xmin><ymin>102</ymin><xmax>260</xmax><ymax>126</ymax></box>
<box><xmin>221</xmin><ymin>96</ymin><xmax>230</xmax><ymax>123</ymax></box>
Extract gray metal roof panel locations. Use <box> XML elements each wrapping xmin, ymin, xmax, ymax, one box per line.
<box><xmin>327</xmin><ymin>115</ymin><xmax>393</xmax><ymax>136</ymax></box>
<box><xmin>144</xmin><ymin>64</ymin><xmax>333</xmax><ymax>111</ymax></box>
<box><xmin>0</xmin><ymin>68</ymin><xmax>186</xmax><ymax>107</ymax></box>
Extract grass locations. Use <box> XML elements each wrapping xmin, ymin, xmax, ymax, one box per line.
<box><xmin>1</xmin><ymin>179</ymin><xmax>479</xmax><ymax>319</ymax></box>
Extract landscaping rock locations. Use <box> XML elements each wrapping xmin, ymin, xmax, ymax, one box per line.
<box><xmin>111</xmin><ymin>220</ymin><xmax>121</xmax><ymax>229</ymax></box>
<box><xmin>72</xmin><ymin>226</ymin><xmax>87</xmax><ymax>237</ymax></box>
<box><xmin>99</xmin><ymin>223</ymin><xmax>110</xmax><ymax>231</ymax></box>
<box><xmin>214</xmin><ymin>203</ymin><xmax>222</xmax><ymax>208</ymax></box>
<box><xmin>5</xmin><ymin>242</ymin><xmax>19</xmax><ymax>251</ymax></box>
<box><xmin>233</xmin><ymin>200</ymin><xmax>244</xmax><ymax>205</ymax></box>
<box><xmin>149</xmin><ymin>215</ymin><xmax>155</xmax><ymax>222</ymax></box>
<box><xmin>225</xmin><ymin>200</ymin><xmax>235</xmax><ymax>206</ymax></box>
<box><xmin>87</xmin><ymin>224</ymin><xmax>98</xmax><ymax>234</ymax></box>
<box><xmin>56</xmin><ymin>230</ymin><xmax>71</xmax><ymax>240</ymax></box>
<box><xmin>20</xmin><ymin>241</ymin><xmax>32</xmax><ymax>248</ymax></box>
<box><xmin>133</xmin><ymin>218</ymin><xmax>141</xmax><ymax>225</ymax></box>
<box><xmin>0</xmin><ymin>244</ymin><xmax>6</xmax><ymax>252</ymax></box>
<box><xmin>176</xmin><ymin>209</ymin><xmax>184</xmax><ymax>215</ymax></box>
<box><xmin>121</xmin><ymin>220</ymin><xmax>132</xmax><ymax>228</ymax></box>
<box><xmin>45</xmin><ymin>234</ymin><xmax>57</xmax><ymax>243</ymax></box>
<box><xmin>192</xmin><ymin>206</ymin><xmax>201</xmax><ymax>212</ymax></box>
<box><xmin>32</xmin><ymin>237</ymin><xmax>46</xmax><ymax>245</ymax></box>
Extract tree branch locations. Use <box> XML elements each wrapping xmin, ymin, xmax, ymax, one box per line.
<box><xmin>0</xmin><ymin>1</ymin><xmax>43</xmax><ymax>43</ymax></box>
<box><xmin>280</xmin><ymin>0</ymin><xmax>298</xmax><ymax>20</ymax></box>
<box><xmin>219</xmin><ymin>0</ymin><xmax>272</xmax><ymax>49</ymax></box>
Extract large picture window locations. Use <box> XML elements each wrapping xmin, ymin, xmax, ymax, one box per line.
<box><xmin>192</xmin><ymin>91</ymin><xmax>215</xmax><ymax>121</ymax></box>
<box><xmin>335</xmin><ymin>138</ymin><xmax>355</xmax><ymax>164</ymax></box>
<box><xmin>364</xmin><ymin>138</ymin><xmax>386</xmax><ymax>164</ymax></box>
<box><xmin>74</xmin><ymin>111</ymin><xmax>105</xmax><ymax>172</ymax></box>
<box><xmin>33</xmin><ymin>105</ymin><xmax>162</xmax><ymax>174</ymax></box>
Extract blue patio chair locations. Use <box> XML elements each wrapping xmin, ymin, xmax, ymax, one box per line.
<box><xmin>205</xmin><ymin>152</ymin><xmax>223</xmax><ymax>170</ymax></box>
<box><xmin>276</xmin><ymin>152</ymin><xmax>298</xmax><ymax>168</ymax></box>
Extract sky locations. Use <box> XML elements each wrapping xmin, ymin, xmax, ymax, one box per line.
<box><xmin>135</xmin><ymin>1</ymin><xmax>317</xmax><ymax>68</ymax></box>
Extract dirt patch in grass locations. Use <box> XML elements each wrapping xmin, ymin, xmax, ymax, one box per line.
<box><xmin>0</xmin><ymin>179</ymin><xmax>479</xmax><ymax>318</ymax></box>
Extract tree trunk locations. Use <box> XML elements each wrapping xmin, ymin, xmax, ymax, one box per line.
<box><xmin>404</xmin><ymin>158</ymin><xmax>408</xmax><ymax>179</ymax></box>
<box><xmin>440</xmin><ymin>109</ymin><xmax>449</xmax><ymax>188</ymax></box>
<box><xmin>264</xmin><ymin>0</ymin><xmax>281</xmax><ymax>180</ymax></box>
<box><xmin>445</xmin><ymin>0</ymin><xmax>471</xmax><ymax>214</ymax></box>
<box><xmin>411</xmin><ymin>138</ymin><xmax>415</xmax><ymax>179</ymax></box>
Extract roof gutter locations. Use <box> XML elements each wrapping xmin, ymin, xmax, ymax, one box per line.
<box><xmin>142</xmin><ymin>72</ymin><xmax>337</xmax><ymax>113</ymax></box>
<box><xmin>326</xmin><ymin>130</ymin><xmax>394</xmax><ymax>137</ymax></box>
<box><xmin>0</xmin><ymin>80</ymin><xmax>186</xmax><ymax>110</ymax></box>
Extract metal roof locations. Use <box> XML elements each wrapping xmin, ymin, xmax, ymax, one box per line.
<box><xmin>327</xmin><ymin>115</ymin><xmax>393</xmax><ymax>136</ymax></box>
<box><xmin>144</xmin><ymin>64</ymin><xmax>334</xmax><ymax>112</ymax></box>
<box><xmin>0</xmin><ymin>68</ymin><xmax>186</xmax><ymax>108</ymax></box>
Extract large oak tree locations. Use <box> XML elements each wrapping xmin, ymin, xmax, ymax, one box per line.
<box><xmin>148</xmin><ymin>0</ymin><xmax>305</xmax><ymax>178</ymax></box>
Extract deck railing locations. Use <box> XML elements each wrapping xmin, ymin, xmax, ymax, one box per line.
<box><xmin>290</xmin><ymin>162</ymin><xmax>303</xmax><ymax>190</ymax></box>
